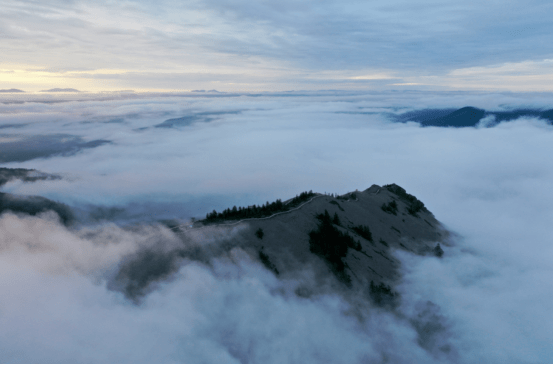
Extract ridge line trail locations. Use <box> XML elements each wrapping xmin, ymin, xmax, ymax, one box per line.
<box><xmin>171</xmin><ymin>191</ymin><xmax>368</xmax><ymax>231</ymax></box>
<box><xmin>173</xmin><ymin>195</ymin><xmax>325</xmax><ymax>231</ymax></box>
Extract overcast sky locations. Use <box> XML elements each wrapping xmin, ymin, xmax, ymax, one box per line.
<box><xmin>0</xmin><ymin>0</ymin><xmax>552</xmax><ymax>92</ymax></box>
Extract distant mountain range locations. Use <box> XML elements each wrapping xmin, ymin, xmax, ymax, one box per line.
<box><xmin>40</xmin><ymin>88</ymin><xmax>80</xmax><ymax>93</ymax></box>
<box><xmin>394</xmin><ymin>106</ymin><xmax>553</xmax><ymax>127</ymax></box>
<box><xmin>0</xmin><ymin>88</ymin><xmax>82</xmax><ymax>93</ymax></box>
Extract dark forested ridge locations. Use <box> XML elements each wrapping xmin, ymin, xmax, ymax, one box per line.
<box><xmin>0</xmin><ymin>192</ymin><xmax>74</xmax><ymax>225</ymax></box>
<box><xmin>393</xmin><ymin>106</ymin><xmax>553</xmax><ymax>127</ymax></box>
<box><xmin>0</xmin><ymin>167</ymin><xmax>71</xmax><ymax>225</ymax></box>
<box><xmin>203</xmin><ymin>190</ymin><xmax>316</xmax><ymax>222</ymax></box>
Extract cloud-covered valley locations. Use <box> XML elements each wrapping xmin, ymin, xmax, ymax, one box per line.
<box><xmin>0</xmin><ymin>90</ymin><xmax>551</xmax><ymax>362</ymax></box>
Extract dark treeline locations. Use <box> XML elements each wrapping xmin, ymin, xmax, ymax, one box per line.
<box><xmin>204</xmin><ymin>190</ymin><xmax>316</xmax><ymax>222</ymax></box>
<box><xmin>309</xmin><ymin>210</ymin><xmax>361</xmax><ymax>278</ymax></box>
<box><xmin>369</xmin><ymin>280</ymin><xmax>399</xmax><ymax>308</ymax></box>
<box><xmin>0</xmin><ymin>192</ymin><xmax>74</xmax><ymax>226</ymax></box>
<box><xmin>384</xmin><ymin>183</ymin><xmax>426</xmax><ymax>216</ymax></box>
<box><xmin>381</xmin><ymin>200</ymin><xmax>398</xmax><ymax>215</ymax></box>
<box><xmin>351</xmin><ymin>224</ymin><xmax>373</xmax><ymax>242</ymax></box>
<box><xmin>433</xmin><ymin>243</ymin><xmax>444</xmax><ymax>257</ymax></box>
<box><xmin>259</xmin><ymin>250</ymin><xmax>279</xmax><ymax>276</ymax></box>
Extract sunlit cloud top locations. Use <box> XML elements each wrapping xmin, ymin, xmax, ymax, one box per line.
<box><xmin>0</xmin><ymin>0</ymin><xmax>551</xmax><ymax>92</ymax></box>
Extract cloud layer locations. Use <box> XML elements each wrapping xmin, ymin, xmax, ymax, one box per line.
<box><xmin>0</xmin><ymin>90</ymin><xmax>551</xmax><ymax>362</ymax></box>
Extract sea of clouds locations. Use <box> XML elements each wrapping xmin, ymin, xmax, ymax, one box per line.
<box><xmin>0</xmin><ymin>90</ymin><xmax>551</xmax><ymax>362</ymax></box>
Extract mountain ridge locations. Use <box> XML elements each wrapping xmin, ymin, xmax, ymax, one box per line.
<box><xmin>394</xmin><ymin>106</ymin><xmax>553</xmax><ymax>127</ymax></box>
<box><xmin>162</xmin><ymin>183</ymin><xmax>448</xmax><ymax>305</ymax></box>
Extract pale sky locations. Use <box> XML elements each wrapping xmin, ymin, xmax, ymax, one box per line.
<box><xmin>0</xmin><ymin>0</ymin><xmax>552</xmax><ymax>92</ymax></box>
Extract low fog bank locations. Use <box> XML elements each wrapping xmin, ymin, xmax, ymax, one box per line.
<box><xmin>0</xmin><ymin>90</ymin><xmax>551</xmax><ymax>362</ymax></box>
<box><xmin>0</xmin><ymin>211</ymin><xmax>448</xmax><ymax>363</ymax></box>
<box><xmin>0</xmin><ymin>162</ymin><xmax>551</xmax><ymax>362</ymax></box>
